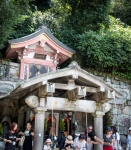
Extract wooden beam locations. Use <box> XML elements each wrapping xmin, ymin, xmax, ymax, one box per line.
<box><xmin>52</xmin><ymin>83</ymin><xmax>104</xmax><ymax>93</ymax></box>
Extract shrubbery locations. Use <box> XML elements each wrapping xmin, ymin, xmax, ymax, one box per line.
<box><xmin>74</xmin><ymin>17</ymin><xmax>131</xmax><ymax>79</ymax></box>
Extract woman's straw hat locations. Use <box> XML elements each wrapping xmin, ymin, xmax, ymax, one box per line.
<box><xmin>65</xmin><ymin>135</ymin><xmax>73</xmax><ymax>144</ymax></box>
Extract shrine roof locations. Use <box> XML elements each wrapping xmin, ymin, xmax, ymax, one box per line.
<box><xmin>8</xmin><ymin>26</ymin><xmax>76</xmax><ymax>54</ymax></box>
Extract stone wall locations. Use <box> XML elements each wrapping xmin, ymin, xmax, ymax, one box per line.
<box><xmin>0</xmin><ymin>61</ymin><xmax>20</xmax><ymax>79</ymax></box>
<box><xmin>0</xmin><ymin>62</ymin><xmax>22</xmax><ymax>97</ymax></box>
<box><xmin>96</xmin><ymin>75</ymin><xmax>131</xmax><ymax>145</ymax></box>
<box><xmin>104</xmin><ymin>77</ymin><xmax>131</xmax><ymax>144</ymax></box>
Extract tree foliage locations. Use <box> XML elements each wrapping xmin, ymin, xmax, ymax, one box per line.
<box><xmin>76</xmin><ymin>17</ymin><xmax>131</xmax><ymax>73</ymax></box>
<box><xmin>42</xmin><ymin>0</ymin><xmax>131</xmax><ymax>80</ymax></box>
<box><xmin>111</xmin><ymin>0</ymin><xmax>131</xmax><ymax>26</ymax></box>
<box><xmin>30</xmin><ymin>0</ymin><xmax>51</xmax><ymax>11</ymax></box>
<box><xmin>12</xmin><ymin>0</ymin><xmax>51</xmax><ymax>13</ymax></box>
<box><xmin>0</xmin><ymin>0</ymin><xmax>19</xmax><ymax>49</ymax></box>
<box><xmin>10</xmin><ymin>15</ymin><xmax>34</xmax><ymax>39</ymax></box>
<box><xmin>0</xmin><ymin>0</ymin><xmax>50</xmax><ymax>50</ymax></box>
<box><xmin>58</xmin><ymin>0</ymin><xmax>111</xmax><ymax>32</ymax></box>
<box><xmin>1</xmin><ymin>0</ymin><xmax>131</xmax><ymax>80</ymax></box>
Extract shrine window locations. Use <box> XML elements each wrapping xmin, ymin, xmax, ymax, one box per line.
<box><xmin>34</xmin><ymin>53</ymin><xmax>46</xmax><ymax>60</ymax></box>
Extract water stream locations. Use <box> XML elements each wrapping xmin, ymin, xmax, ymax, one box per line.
<box><xmin>83</xmin><ymin>88</ymin><xmax>88</xmax><ymax>138</ymax></box>
<box><xmin>113</xmin><ymin>97</ymin><xmax>120</xmax><ymax>132</ymax></box>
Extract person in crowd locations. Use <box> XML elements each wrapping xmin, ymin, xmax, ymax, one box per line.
<box><xmin>43</xmin><ymin>138</ymin><xmax>52</xmax><ymax>150</ymax></box>
<box><xmin>58</xmin><ymin>132</ymin><xmax>68</xmax><ymax>150</ymax></box>
<box><xmin>127</xmin><ymin>127</ymin><xmax>131</xmax><ymax>150</ymax></box>
<box><xmin>103</xmin><ymin>127</ymin><xmax>115</xmax><ymax>150</ymax></box>
<box><xmin>19</xmin><ymin>122</ymin><xmax>34</xmax><ymax>150</ymax></box>
<box><xmin>86</xmin><ymin>137</ymin><xmax>100</xmax><ymax>150</ymax></box>
<box><xmin>84</xmin><ymin>125</ymin><xmax>104</xmax><ymax>144</ymax></box>
<box><xmin>65</xmin><ymin>135</ymin><xmax>73</xmax><ymax>148</ymax></box>
<box><xmin>73</xmin><ymin>134</ymin><xmax>86</xmax><ymax>150</ymax></box>
<box><xmin>4</xmin><ymin>122</ymin><xmax>20</xmax><ymax>150</ymax></box>
<box><xmin>65</xmin><ymin>143</ymin><xmax>72</xmax><ymax>150</ymax></box>
<box><xmin>111</xmin><ymin>126</ymin><xmax>120</xmax><ymax>150</ymax></box>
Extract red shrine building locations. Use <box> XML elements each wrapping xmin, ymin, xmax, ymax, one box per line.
<box><xmin>5</xmin><ymin>26</ymin><xmax>75</xmax><ymax>80</ymax></box>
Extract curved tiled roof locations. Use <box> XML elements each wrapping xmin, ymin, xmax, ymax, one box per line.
<box><xmin>8</xmin><ymin>26</ymin><xmax>76</xmax><ymax>54</ymax></box>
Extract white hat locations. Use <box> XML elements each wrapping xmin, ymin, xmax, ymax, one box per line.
<box><xmin>65</xmin><ymin>135</ymin><xmax>73</xmax><ymax>144</ymax></box>
<box><xmin>129</xmin><ymin>127</ymin><xmax>131</xmax><ymax>131</ymax></box>
<box><xmin>46</xmin><ymin>139</ymin><xmax>52</xmax><ymax>143</ymax></box>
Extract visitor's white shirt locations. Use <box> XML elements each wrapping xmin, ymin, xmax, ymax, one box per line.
<box><xmin>86</xmin><ymin>142</ymin><xmax>93</xmax><ymax>150</ymax></box>
<box><xmin>73</xmin><ymin>139</ymin><xmax>86</xmax><ymax>150</ymax></box>
<box><xmin>43</xmin><ymin>145</ymin><xmax>51</xmax><ymax>150</ymax></box>
<box><xmin>112</xmin><ymin>132</ymin><xmax>120</xmax><ymax>148</ymax></box>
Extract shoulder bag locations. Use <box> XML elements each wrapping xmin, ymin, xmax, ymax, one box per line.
<box><xmin>18</xmin><ymin>135</ymin><xmax>25</xmax><ymax>146</ymax></box>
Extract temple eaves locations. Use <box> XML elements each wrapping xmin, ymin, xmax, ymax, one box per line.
<box><xmin>8</xmin><ymin>26</ymin><xmax>76</xmax><ymax>54</ymax></box>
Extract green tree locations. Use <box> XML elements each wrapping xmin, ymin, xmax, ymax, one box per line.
<box><xmin>0</xmin><ymin>0</ymin><xmax>19</xmax><ymax>49</ymax></box>
<box><xmin>75</xmin><ymin>17</ymin><xmax>131</xmax><ymax>74</ymax></box>
<box><xmin>1</xmin><ymin>0</ymin><xmax>131</xmax><ymax>81</ymax></box>
<box><xmin>13</xmin><ymin>0</ymin><xmax>51</xmax><ymax>13</ymax></box>
<box><xmin>10</xmin><ymin>15</ymin><xmax>34</xmax><ymax>39</ymax></box>
<box><xmin>30</xmin><ymin>0</ymin><xmax>51</xmax><ymax>11</ymax></box>
<box><xmin>111</xmin><ymin>0</ymin><xmax>131</xmax><ymax>26</ymax></box>
<box><xmin>59</xmin><ymin>118</ymin><xmax>65</xmax><ymax>131</ymax></box>
<box><xmin>40</xmin><ymin>0</ymin><xmax>112</xmax><ymax>49</ymax></box>
<box><xmin>0</xmin><ymin>0</ymin><xmax>51</xmax><ymax>50</ymax></box>
<box><xmin>58</xmin><ymin>0</ymin><xmax>111</xmax><ymax>32</ymax></box>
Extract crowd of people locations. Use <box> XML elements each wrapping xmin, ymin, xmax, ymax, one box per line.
<box><xmin>2</xmin><ymin>122</ymin><xmax>131</xmax><ymax>150</ymax></box>
<box><xmin>55</xmin><ymin>125</ymin><xmax>131</xmax><ymax>150</ymax></box>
